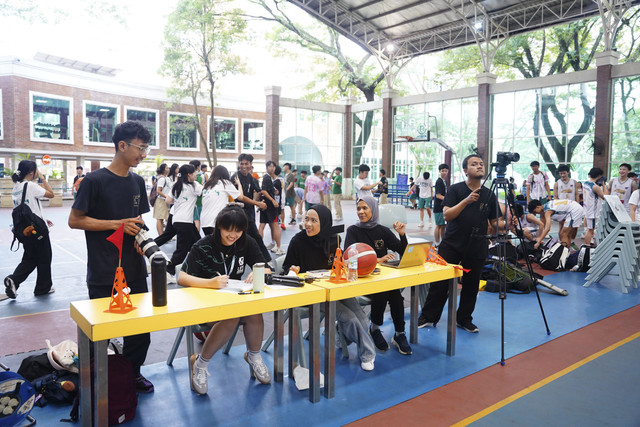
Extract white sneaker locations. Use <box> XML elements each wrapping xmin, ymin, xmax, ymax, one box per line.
<box><xmin>275</xmin><ymin>247</ymin><xmax>286</xmax><ymax>255</ymax></box>
<box><xmin>361</xmin><ymin>360</ymin><xmax>374</xmax><ymax>371</ymax></box>
<box><xmin>190</xmin><ymin>354</ymin><xmax>209</xmax><ymax>395</ymax></box>
<box><xmin>266</xmin><ymin>242</ymin><xmax>276</xmax><ymax>250</ymax></box>
<box><xmin>418</xmin><ymin>222</ymin><xmax>425</xmax><ymax>227</ymax></box>
<box><xmin>167</xmin><ymin>272</ymin><xmax>176</xmax><ymax>284</ymax></box>
<box><xmin>244</xmin><ymin>352</ymin><xmax>271</xmax><ymax>384</ymax></box>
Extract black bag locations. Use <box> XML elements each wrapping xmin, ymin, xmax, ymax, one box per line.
<box><xmin>32</xmin><ymin>370</ymin><xmax>78</xmax><ymax>406</ymax></box>
<box><xmin>488</xmin><ymin>242</ymin><xmax>519</xmax><ymax>264</ymax></box>
<box><xmin>11</xmin><ymin>182</ymin><xmax>49</xmax><ymax>251</ymax></box>
<box><xmin>539</xmin><ymin>242</ymin><xmax>570</xmax><ymax>271</ymax></box>
<box><xmin>69</xmin><ymin>354</ymin><xmax>138</xmax><ymax>425</ymax></box>
<box><xmin>17</xmin><ymin>353</ymin><xmax>56</xmax><ymax>382</ymax></box>
<box><xmin>148</xmin><ymin>179</ymin><xmax>158</xmax><ymax>207</ymax></box>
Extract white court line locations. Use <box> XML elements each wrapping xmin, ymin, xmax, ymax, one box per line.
<box><xmin>52</xmin><ymin>241</ymin><xmax>87</xmax><ymax>264</ymax></box>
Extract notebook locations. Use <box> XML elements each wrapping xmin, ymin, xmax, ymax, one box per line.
<box><xmin>381</xmin><ymin>242</ymin><xmax>432</xmax><ymax>269</ymax></box>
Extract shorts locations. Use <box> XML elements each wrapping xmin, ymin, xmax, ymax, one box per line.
<box><xmin>193</xmin><ymin>205</ymin><xmax>202</xmax><ymax>221</ymax></box>
<box><xmin>418</xmin><ymin>197</ymin><xmax>431</xmax><ymax>209</ymax></box>
<box><xmin>434</xmin><ymin>212</ymin><xmax>445</xmax><ymax>226</ymax></box>
<box><xmin>285</xmin><ymin>196</ymin><xmax>296</xmax><ymax>207</ymax></box>
<box><xmin>305</xmin><ymin>202</ymin><xmax>318</xmax><ymax>211</ymax></box>
<box><xmin>565</xmin><ymin>212</ymin><xmax>584</xmax><ymax>228</ymax></box>
<box><xmin>294</xmin><ymin>187</ymin><xmax>304</xmax><ymax>201</ymax></box>
<box><xmin>153</xmin><ymin>198</ymin><xmax>169</xmax><ymax>220</ymax></box>
<box><xmin>260</xmin><ymin>208</ymin><xmax>279</xmax><ymax>224</ymax></box>
<box><xmin>585</xmin><ymin>218</ymin><xmax>597</xmax><ymax>230</ymax></box>
<box><xmin>409</xmin><ymin>193</ymin><xmax>417</xmax><ymax>201</ymax></box>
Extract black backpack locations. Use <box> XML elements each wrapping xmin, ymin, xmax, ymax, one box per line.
<box><xmin>539</xmin><ymin>242</ymin><xmax>570</xmax><ymax>271</ymax></box>
<box><xmin>10</xmin><ymin>183</ymin><xmax>49</xmax><ymax>251</ymax></box>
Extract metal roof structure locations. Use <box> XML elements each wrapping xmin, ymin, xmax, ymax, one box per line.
<box><xmin>34</xmin><ymin>52</ymin><xmax>119</xmax><ymax>77</ymax></box>
<box><xmin>288</xmin><ymin>0</ymin><xmax>640</xmax><ymax>61</ymax></box>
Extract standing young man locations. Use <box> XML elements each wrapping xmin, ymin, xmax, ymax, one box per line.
<box><xmin>322</xmin><ymin>170</ymin><xmax>332</xmax><ymax>208</ymax></box>
<box><xmin>190</xmin><ymin>159</ymin><xmax>203</xmax><ymax>232</ymax></box>
<box><xmin>295</xmin><ymin>170</ymin><xmax>307</xmax><ymax>219</ymax></box>
<box><xmin>413</xmin><ymin>172</ymin><xmax>433</xmax><ymax>227</ymax></box>
<box><xmin>378</xmin><ymin>169</ymin><xmax>389</xmax><ymax>204</ymax></box>
<box><xmin>68</xmin><ymin>121</ymin><xmax>155</xmax><ymax>393</ymax></box>
<box><xmin>230</xmin><ymin>154</ymin><xmax>271</xmax><ymax>262</ymax></box>
<box><xmin>607</xmin><ymin>163</ymin><xmax>637</xmax><ymax>214</ymax></box>
<box><xmin>554</xmin><ymin>164</ymin><xmax>582</xmax><ymax>202</ymax></box>
<box><xmin>331</xmin><ymin>167</ymin><xmax>343</xmax><ymax>220</ymax></box>
<box><xmin>72</xmin><ymin>166</ymin><xmax>85</xmax><ymax>199</ymax></box>
<box><xmin>582</xmin><ymin>167</ymin><xmax>605</xmax><ymax>246</ymax></box>
<box><xmin>353</xmin><ymin>164</ymin><xmax>381</xmax><ymax>200</ymax></box>
<box><xmin>418</xmin><ymin>154</ymin><xmax>500</xmax><ymax>333</ymax></box>
<box><xmin>283</xmin><ymin>163</ymin><xmax>297</xmax><ymax>225</ymax></box>
<box><xmin>526</xmin><ymin>161</ymin><xmax>551</xmax><ymax>204</ymax></box>
<box><xmin>433</xmin><ymin>164</ymin><xmax>449</xmax><ymax>245</ymax></box>
<box><xmin>303</xmin><ymin>165</ymin><xmax>324</xmax><ymax>211</ymax></box>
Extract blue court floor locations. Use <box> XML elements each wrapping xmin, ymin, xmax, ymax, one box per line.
<box><xmin>1</xmin><ymin>202</ymin><xmax>639</xmax><ymax>426</ymax></box>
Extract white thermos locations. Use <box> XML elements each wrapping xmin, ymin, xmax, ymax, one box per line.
<box><xmin>252</xmin><ymin>262</ymin><xmax>265</xmax><ymax>293</ymax></box>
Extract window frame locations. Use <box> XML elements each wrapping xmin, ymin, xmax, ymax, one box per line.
<box><xmin>124</xmin><ymin>106</ymin><xmax>160</xmax><ymax>148</ymax></box>
<box><xmin>167</xmin><ymin>111</ymin><xmax>200</xmax><ymax>151</ymax></box>
<box><xmin>0</xmin><ymin>89</ymin><xmax>3</xmax><ymax>140</ymax></box>
<box><xmin>241</xmin><ymin>119</ymin><xmax>266</xmax><ymax>153</ymax></box>
<box><xmin>29</xmin><ymin>91</ymin><xmax>74</xmax><ymax>145</ymax></box>
<box><xmin>83</xmin><ymin>100</ymin><xmax>121</xmax><ymax>146</ymax></box>
<box><xmin>207</xmin><ymin>115</ymin><xmax>238</xmax><ymax>153</ymax></box>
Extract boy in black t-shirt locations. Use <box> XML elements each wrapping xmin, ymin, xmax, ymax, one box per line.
<box><xmin>418</xmin><ymin>155</ymin><xmax>500</xmax><ymax>334</ymax></box>
<box><xmin>433</xmin><ymin>164</ymin><xmax>449</xmax><ymax>246</ymax></box>
<box><xmin>69</xmin><ymin>121</ymin><xmax>155</xmax><ymax>393</ymax></box>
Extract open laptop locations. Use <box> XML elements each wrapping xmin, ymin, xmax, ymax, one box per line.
<box><xmin>381</xmin><ymin>242</ymin><xmax>432</xmax><ymax>268</ymax></box>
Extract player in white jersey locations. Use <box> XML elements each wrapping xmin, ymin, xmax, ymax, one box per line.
<box><xmin>554</xmin><ymin>164</ymin><xmax>581</xmax><ymax>201</ymax></box>
<box><xmin>528</xmin><ymin>198</ymin><xmax>584</xmax><ymax>249</ymax></box>
<box><xmin>582</xmin><ymin>168</ymin><xmax>605</xmax><ymax>247</ymax></box>
<box><xmin>526</xmin><ymin>161</ymin><xmax>551</xmax><ymax>204</ymax></box>
<box><xmin>607</xmin><ymin>163</ymin><xmax>637</xmax><ymax>213</ymax></box>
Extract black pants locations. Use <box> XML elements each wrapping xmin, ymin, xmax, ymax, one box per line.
<box><xmin>421</xmin><ymin>242</ymin><xmax>485</xmax><ymax>325</ymax></box>
<box><xmin>202</xmin><ymin>227</ymin><xmax>214</xmax><ymax>236</ymax></box>
<box><xmin>88</xmin><ymin>280</ymin><xmax>150</xmax><ymax>376</ymax></box>
<box><xmin>245</xmin><ymin>211</ymin><xmax>271</xmax><ymax>262</ymax></box>
<box><xmin>369</xmin><ymin>289</ymin><xmax>405</xmax><ymax>333</ymax></box>
<box><xmin>155</xmin><ymin>214</ymin><xmax>176</xmax><ymax>247</ymax></box>
<box><xmin>167</xmin><ymin>222</ymin><xmax>200</xmax><ymax>275</ymax></box>
<box><xmin>10</xmin><ymin>234</ymin><xmax>53</xmax><ymax>295</ymax></box>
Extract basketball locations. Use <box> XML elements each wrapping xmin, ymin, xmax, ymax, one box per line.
<box><xmin>345</xmin><ymin>243</ymin><xmax>378</xmax><ymax>277</ymax></box>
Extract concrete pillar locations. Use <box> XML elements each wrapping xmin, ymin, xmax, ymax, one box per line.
<box><xmin>381</xmin><ymin>88</ymin><xmax>398</xmax><ymax>178</ymax></box>
<box><xmin>264</xmin><ymin>86</ymin><xmax>282</xmax><ymax>163</ymax></box>
<box><xmin>342</xmin><ymin>97</ymin><xmax>356</xmax><ymax>179</ymax></box>
<box><xmin>593</xmin><ymin>51</ymin><xmax>619</xmax><ymax>178</ymax></box>
<box><xmin>476</xmin><ymin>73</ymin><xmax>496</xmax><ymax>167</ymax></box>
<box><xmin>444</xmin><ymin>150</ymin><xmax>453</xmax><ymax>187</ymax></box>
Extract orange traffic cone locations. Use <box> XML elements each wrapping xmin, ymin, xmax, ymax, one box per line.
<box><xmin>329</xmin><ymin>247</ymin><xmax>348</xmax><ymax>283</ymax></box>
<box><xmin>108</xmin><ymin>266</ymin><xmax>135</xmax><ymax>313</ymax></box>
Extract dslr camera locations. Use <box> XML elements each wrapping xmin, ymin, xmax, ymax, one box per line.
<box><xmin>496</xmin><ymin>151</ymin><xmax>520</xmax><ymax>166</ymax></box>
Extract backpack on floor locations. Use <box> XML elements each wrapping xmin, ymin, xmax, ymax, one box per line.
<box><xmin>568</xmin><ymin>245</ymin><xmax>592</xmax><ymax>272</ymax></box>
<box><xmin>10</xmin><ymin>182</ymin><xmax>49</xmax><ymax>251</ymax></box>
<box><xmin>32</xmin><ymin>370</ymin><xmax>78</xmax><ymax>406</ymax></box>
<box><xmin>69</xmin><ymin>354</ymin><xmax>137</xmax><ymax>425</ymax></box>
<box><xmin>539</xmin><ymin>242</ymin><xmax>570</xmax><ymax>271</ymax></box>
<box><xmin>17</xmin><ymin>353</ymin><xmax>56</xmax><ymax>382</ymax></box>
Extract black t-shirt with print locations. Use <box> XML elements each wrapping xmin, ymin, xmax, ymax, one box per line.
<box><xmin>231</xmin><ymin>171</ymin><xmax>261</xmax><ymax>218</ymax></box>
<box><xmin>433</xmin><ymin>177</ymin><xmax>447</xmax><ymax>213</ymax></box>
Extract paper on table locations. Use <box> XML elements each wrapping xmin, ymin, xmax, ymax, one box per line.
<box><xmin>217</xmin><ymin>279</ymin><xmax>253</xmax><ymax>294</ymax></box>
<box><xmin>265</xmin><ymin>284</ymin><xmax>294</xmax><ymax>291</ymax></box>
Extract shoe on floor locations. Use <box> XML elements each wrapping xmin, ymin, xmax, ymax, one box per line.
<box><xmin>274</xmin><ymin>247</ymin><xmax>286</xmax><ymax>255</ymax></box>
<box><xmin>369</xmin><ymin>327</ymin><xmax>389</xmax><ymax>351</ymax></box>
<box><xmin>360</xmin><ymin>360</ymin><xmax>374</xmax><ymax>371</ymax></box>
<box><xmin>391</xmin><ymin>332</ymin><xmax>412</xmax><ymax>355</ymax></box>
<box><xmin>35</xmin><ymin>287</ymin><xmax>55</xmax><ymax>296</ymax></box>
<box><xmin>4</xmin><ymin>276</ymin><xmax>17</xmax><ymax>299</ymax></box>
<box><xmin>288</xmin><ymin>219</ymin><xmax>296</xmax><ymax>225</ymax></box>
<box><xmin>135</xmin><ymin>374</ymin><xmax>154</xmax><ymax>393</ymax></box>
<box><xmin>418</xmin><ymin>222</ymin><xmax>424</xmax><ymax>227</ymax></box>
<box><xmin>417</xmin><ymin>315</ymin><xmax>435</xmax><ymax>328</ymax></box>
<box><xmin>457</xmin><ymin>320</ymin><xmax>479</xmax><ymax>333</ymax></box>
<box><xmin>280</xmin><ymin>223</ymin><xmax>286</xmax><ymax>230</ymax></box>
<box><xmin>244</xmin><ymin>352</ymin><xmax>271</xmax><ymax>384</ymax></box>
<box><xmin>190</xmin><ymin>354</ymin><xmax>209</xmax><ymax>395</ymax></box>
<box><xmin>266</xmin><ymin>242</ymin><xmax>276</xmax><ymax>250</ymax></box>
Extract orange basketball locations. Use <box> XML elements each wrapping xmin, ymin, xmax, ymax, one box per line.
<box><xmin>345</xmin><ymin>243</ymin><xmax>378</xmax><ymax>277</ymax></box>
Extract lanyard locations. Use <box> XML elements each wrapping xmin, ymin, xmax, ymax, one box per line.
<box><xmin>220</xmin><ymin>253</ymin><xmax>236</xmax><ymax>276</ymax></box>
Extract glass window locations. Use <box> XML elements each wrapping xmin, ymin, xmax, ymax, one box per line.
<box><xmin>30</xmin><ymin>92</ymin><xmax>73</xmax><ymax>142</ymax></box>
<box><xmin>84</xmin><ymin>102</ymin><xmax>119</xmax><ymax>144</ymax></box>
<box><xmin>212</xmin><ymin>117</ymin><xmax>237</xmax><ymax>151</ymax></box>
<box><xmin>168</xmin><ymin>112</ymin><xmax>198</xmax><ymax>150</ymax></box>
<box><xmin>125</xmin><ymin>107</ymin><xmax>159</xmax><ymax>147</ymax></box>
<box><xmin>0</xmin><ymin>90</ymin><xmax>3</xmax><ymax>140</ymax></box>
<box><xmin>242</xmin><ymin>120</ymin><xmax>264</xmax><ymax>151</ymax></box>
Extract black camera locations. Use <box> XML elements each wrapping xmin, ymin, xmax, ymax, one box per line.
<box><xmin>496</xmin><ymin>152</ymin><xmax>520</xmax><ymax>166</ymax></box>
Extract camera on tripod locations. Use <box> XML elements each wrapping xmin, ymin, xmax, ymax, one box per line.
<box><xmin>492</xmin><ymin>151</ymin><xmax>520</xmax><ymax>176</ymax></box>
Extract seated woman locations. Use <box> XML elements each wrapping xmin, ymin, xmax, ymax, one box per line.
<box><xmin>282</xmin><ymin>204</ymin><xmax>376</xmax><ymax>371</ymax></box>
<box><xmin>344</xmin><ymin>196</ymin><xmax>411</xmax><ymax>355</ymax></box>
<box><xmin>177</xmin><ymin>205</ymin><xmax>271</xmax><ymax>395</ymax></box>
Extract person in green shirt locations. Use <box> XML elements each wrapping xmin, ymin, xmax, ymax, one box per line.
<box><xmin>295</xmin><ymin>170</ymin><xmax>307</xmax><ymax>219</ymax></box>
<box><xmin>190</xmin><ymin>159</ymin><xmax>204</xmax><ymax>232</ymax></box>
<box><xmin>331</xmin><ymin>167</ymin><xmax>343</xmax><ymax>220</ymax></box>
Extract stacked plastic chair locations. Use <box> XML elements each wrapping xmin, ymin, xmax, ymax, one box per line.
<box><xmin>584</xmin><ymin>195</ymin><xmax>640</xmax><ymax>293</ymax></box>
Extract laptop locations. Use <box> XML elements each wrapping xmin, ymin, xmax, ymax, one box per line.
<box><xmin>381</xmin><ymin>242</ymin><xmax>432</xmax><ymax>268</ymax></box>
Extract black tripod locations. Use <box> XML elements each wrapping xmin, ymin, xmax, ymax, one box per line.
<box><xmin>485</xmin><ymin>164</ymin><xmax>551</xmax><ymax>365</ymax></box>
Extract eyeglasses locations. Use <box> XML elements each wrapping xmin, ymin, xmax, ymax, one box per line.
<box><xmin>127</xmin><ymin>142</ymin><xmax>151</xmax><ymax>155</ymax></box>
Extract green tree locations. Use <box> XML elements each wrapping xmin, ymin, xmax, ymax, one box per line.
<box><xmin>161</xmin><ymin>0</ymin><xmax>247</xmax><ymax>167</ymax></box>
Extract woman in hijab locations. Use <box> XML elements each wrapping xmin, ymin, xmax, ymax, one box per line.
<box><xmin>344</xmin><ymin>196</ymin><xmax>411</xmax><ymax>355</ymax></box>
<box><xmin>283</xmin><ymin>204</ymin><xmax>376</xmax><ymax>371</ymax></box>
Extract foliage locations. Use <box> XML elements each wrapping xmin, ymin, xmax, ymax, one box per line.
<box><xmin>161</xmin><ymin>0</ymin><xmax>247</xmax><ymax>167</ymax></box>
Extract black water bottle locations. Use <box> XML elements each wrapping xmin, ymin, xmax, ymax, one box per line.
<box><xmin>150</xmin><ymin>255</ymin><xmax>167</xmax><ymax>307</ymax></box>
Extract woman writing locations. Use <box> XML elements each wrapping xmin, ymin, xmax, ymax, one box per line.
<box><xmin>165</xmin><ymin>164</ymin><xmax>202</xmax><ymax>278</ymax></box>
<box><xmin>344</xmin><ymin>196</ymin><xmax>411</xmax><ymax>355</ymax></box>
<box><xmin>282</xmin><ymin>204</ymin><xmax>376</xmax><ymax>371</ymax></box>
<box><xmin>200</xmin><ymin>165</ymin><xmax>241</xmax><ymax>236</ymax></box>
<box><xmin>178</xmin><ymin>205</ymin><xmax>271</xmax><ymax>394</ymax></box>
<box><xmin>4</xmin><ymin>160</ymin><xmax>55</xmax><ymax>298</ymax></box>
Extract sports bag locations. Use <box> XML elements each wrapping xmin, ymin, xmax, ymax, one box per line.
<box><xmin>69</xmin><ymin>354</ymin><xmax>137</xmax><ymax>425</ymax></box>
<box><xmin>10</xmin><ymin>182</ymin><xmax>49</xmax><ymax>251</ymax></box>
<box><xmin>32</xmin><ymin>370</ymin><xmax>78</xmax><ymax>406</ymax></box>
<box><xmin>539</xmin><ymin>242</ymin><xmax>570</xmax><ymax>271</ymax></box>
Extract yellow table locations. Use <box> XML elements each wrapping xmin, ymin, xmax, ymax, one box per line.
<box><xmin>70</xmin><ymin>284</ymin><xmax>326</xmax><ymax>427</ymax></box>
<box><xmin>311</xmin><ymin>262</ymin><xmax>462</xmax><ymax>399</ymax></box>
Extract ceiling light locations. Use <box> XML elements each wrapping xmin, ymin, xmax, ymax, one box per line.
<box><xmin>386</xmin><ymin>43</ymin><xmax>396</xmax><ymax>53</ymax></box>
<box><xmin>473</xmin><ymin>21</ymin><xmax>483</xmax><ymax>31</ymax></box>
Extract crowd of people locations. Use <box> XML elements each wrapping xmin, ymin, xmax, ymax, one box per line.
<box><xmin>4</xmin><ymin>120</ymin><xmax>640</xmax><ymax>398</ymax></box>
